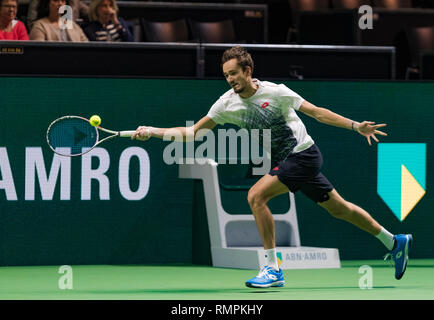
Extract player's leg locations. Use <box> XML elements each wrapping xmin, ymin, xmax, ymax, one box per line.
<box><xmin>245</xmin><ymin>145</ymin><xmax>326</xmax><ymax>288</ymax></box>
<box><xmin>247</xmin><ymin>173</ymin><xmax>289</xmax><ymax>250</ymax></box>
<box><xmin>299</xmin><ymin>173</ymin><xmax>394</xmax><ymax>247</ymax></box>
<box><xmin>317</xmin><ymin>188</ymin><xmax>383</xmax><ymax>236</ymax></box>
<box><xmin>245</xmin><ymin>173</ymin><xmax>288</xmax><ymax>288</ymax></box>
<box><xmin>314</xmin><ymin>185</ymin><xmax>412</xmax><ymax>280</ymax></box>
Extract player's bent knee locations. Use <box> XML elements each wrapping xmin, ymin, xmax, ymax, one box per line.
<box><xmin>247</xmin><ymin>189</ymin><xmax>259</xmax><ymax>208</ymax></box>
<box><xmin>247</xmin><ymin>189</ymin><xmax>267</xmax><ymax>210</ymax></box>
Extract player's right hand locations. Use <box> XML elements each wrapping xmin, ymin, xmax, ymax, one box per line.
<box><xmin>132</xmin><ymin>126</ymin><xmax>152</xmax><ymax>141</ymax></box>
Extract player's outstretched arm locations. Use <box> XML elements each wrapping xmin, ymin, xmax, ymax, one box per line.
<box><xmin>131</xmin><ymin>116</ymin><xmax>217</xmax><ymax>142</ymax></box>
<box><xmin>298</xmin><ymin>100</ymin><xmax>387</xmax><ymax>146</ymax></box>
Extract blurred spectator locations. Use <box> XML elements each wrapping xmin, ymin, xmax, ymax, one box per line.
<box><xmin>84</xmin><ymin>0</ymin><xmax>133</xmax><ymax>42</ymax></box>
<box><xmin>27</xmin><ymin>0</ymin><xmax>88</xmax><ymax>29</ymax></box>
<box><xmin>29</xmin><ymin>0</ymin><xmax>88</xmax><ymax>41</ymax></box>
<box><xmin>0</xmin><ymin>0</ymin><xmax>29</xmax><ymax>40</ymax></box>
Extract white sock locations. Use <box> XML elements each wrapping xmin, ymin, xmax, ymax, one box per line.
<box><xmin>375</xmin><ymin>227</ymin><xmax>395</xmax><ymax>251</ymax></box>
<box><xmin>264</xmin><ymin>248</ymin><xmax>279</xmax><ymax>271</ymax></box>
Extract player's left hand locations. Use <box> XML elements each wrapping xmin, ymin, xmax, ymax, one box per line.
<box><xmin>356</xmin><ymin>121</ymin><xmax>387</xmax><ymax>146</ymax></box>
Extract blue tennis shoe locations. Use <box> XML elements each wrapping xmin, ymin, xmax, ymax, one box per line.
<box><xmin>245</xmin><ymin>266</ymin><xmax>285</xmax><ymax>288</ymax></box>
<box><xmin>384</xmin><ymin>234</ymin><xmax>413</xmax><ymax>280</ymax></box>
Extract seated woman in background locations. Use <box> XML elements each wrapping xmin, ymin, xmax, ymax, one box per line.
<box><xmin>27</xmin><ymin>0</ymin><xmax>89</xmax><ymax>30</ymax></box>
<box><xmin>0</xmin><ymin>0</ymin><xmax>29</xmax><ymax>40</ymax></box>
<box><xmin>29</xmin><ymin>0</ymin><xmax>88</xmax><ymax>41</ymax></box>
<box><xmin>84</xmin><ymin>0</ymin><xmax>133</xmax><ymax>42</ymax></box>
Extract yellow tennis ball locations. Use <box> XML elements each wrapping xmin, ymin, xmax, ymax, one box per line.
<box><xmin>89</xmin><ymin>115</ymin><xmax>101</xmax><ymax>127</ymax></box>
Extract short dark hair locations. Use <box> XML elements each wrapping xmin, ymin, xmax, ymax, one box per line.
<box><xmin>221</xmin><ymin>46</ymin><xmax>254</xmax><ymax>74</ymax></box>
<box><xmin>37</xmin><ymin>0</ymin><xmax>69</xmax><ymax>19</ymax></box>
<box><xmin>0</xmin><ymin>0</ymin><xmax>18</xmax><ymax>6</ymax></box>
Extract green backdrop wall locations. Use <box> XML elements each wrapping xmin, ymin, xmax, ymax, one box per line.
<box><xmin>0</xmin><ymin>77</ymin><xmax>433</xmax><ymax>266</ymax></box>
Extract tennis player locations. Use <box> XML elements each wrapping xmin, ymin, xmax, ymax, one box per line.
<box><xmin>132</xmin><ymin>46</ymin><xmax>412</xmax><ymax>288</ymax></box>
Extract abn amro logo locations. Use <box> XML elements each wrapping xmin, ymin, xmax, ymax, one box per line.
<box><xmin>377</xmin><ymin>143</ymin><xmax>426</xmax><ymax>222</ymax></box>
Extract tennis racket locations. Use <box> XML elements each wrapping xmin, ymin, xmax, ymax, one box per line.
<box><xmin>46</xmin><ymin>115</ymin><xmax>136</xmax><ymax>157</ymax></box>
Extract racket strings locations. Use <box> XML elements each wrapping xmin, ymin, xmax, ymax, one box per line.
<box><xmin>47</xmin><ymin>117</ymin><xmax>98</xmax><ymax>156</ymax></box>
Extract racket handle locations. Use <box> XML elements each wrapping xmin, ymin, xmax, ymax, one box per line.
<box><xmin>119</xmin><ymin>130</ymin><xmax>136</xmax><ymax>137</ymax></box>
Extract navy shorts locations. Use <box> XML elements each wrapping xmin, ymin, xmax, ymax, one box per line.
<box><xmin>268</xmin><ymin>144</ymin><xmax>334</xmax><ymax>203</ymax></box>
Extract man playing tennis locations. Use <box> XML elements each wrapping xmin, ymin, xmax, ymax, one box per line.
<box><xmin>132</xmin><ymin>46</ymin><xmax>412</xmax><ymax>288</ymax></box>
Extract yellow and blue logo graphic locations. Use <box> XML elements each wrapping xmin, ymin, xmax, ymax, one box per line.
<box><xmin>276</xmin><ymin>252</ymin><xmax>283</xmax><ymax>267</ymax></box>
<box><xmin>378</xmin><ymin>143</ymin><xmax>426</xmax><ymax>221</ymax></box>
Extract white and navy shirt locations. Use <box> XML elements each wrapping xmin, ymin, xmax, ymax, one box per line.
<box><xmin>95</xmin><ymin>23</ymin><xmax>122</xmax><ymax>41</ymax></box>
<box><xmin>207</xmin><ymin>79</ymin><xmax>314</xmax><ymax>164</ymax></box>
<box><xmin>83</xmin><ymin>18</ymin><xmax>133</xmax><ymax>42</ymax></box>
